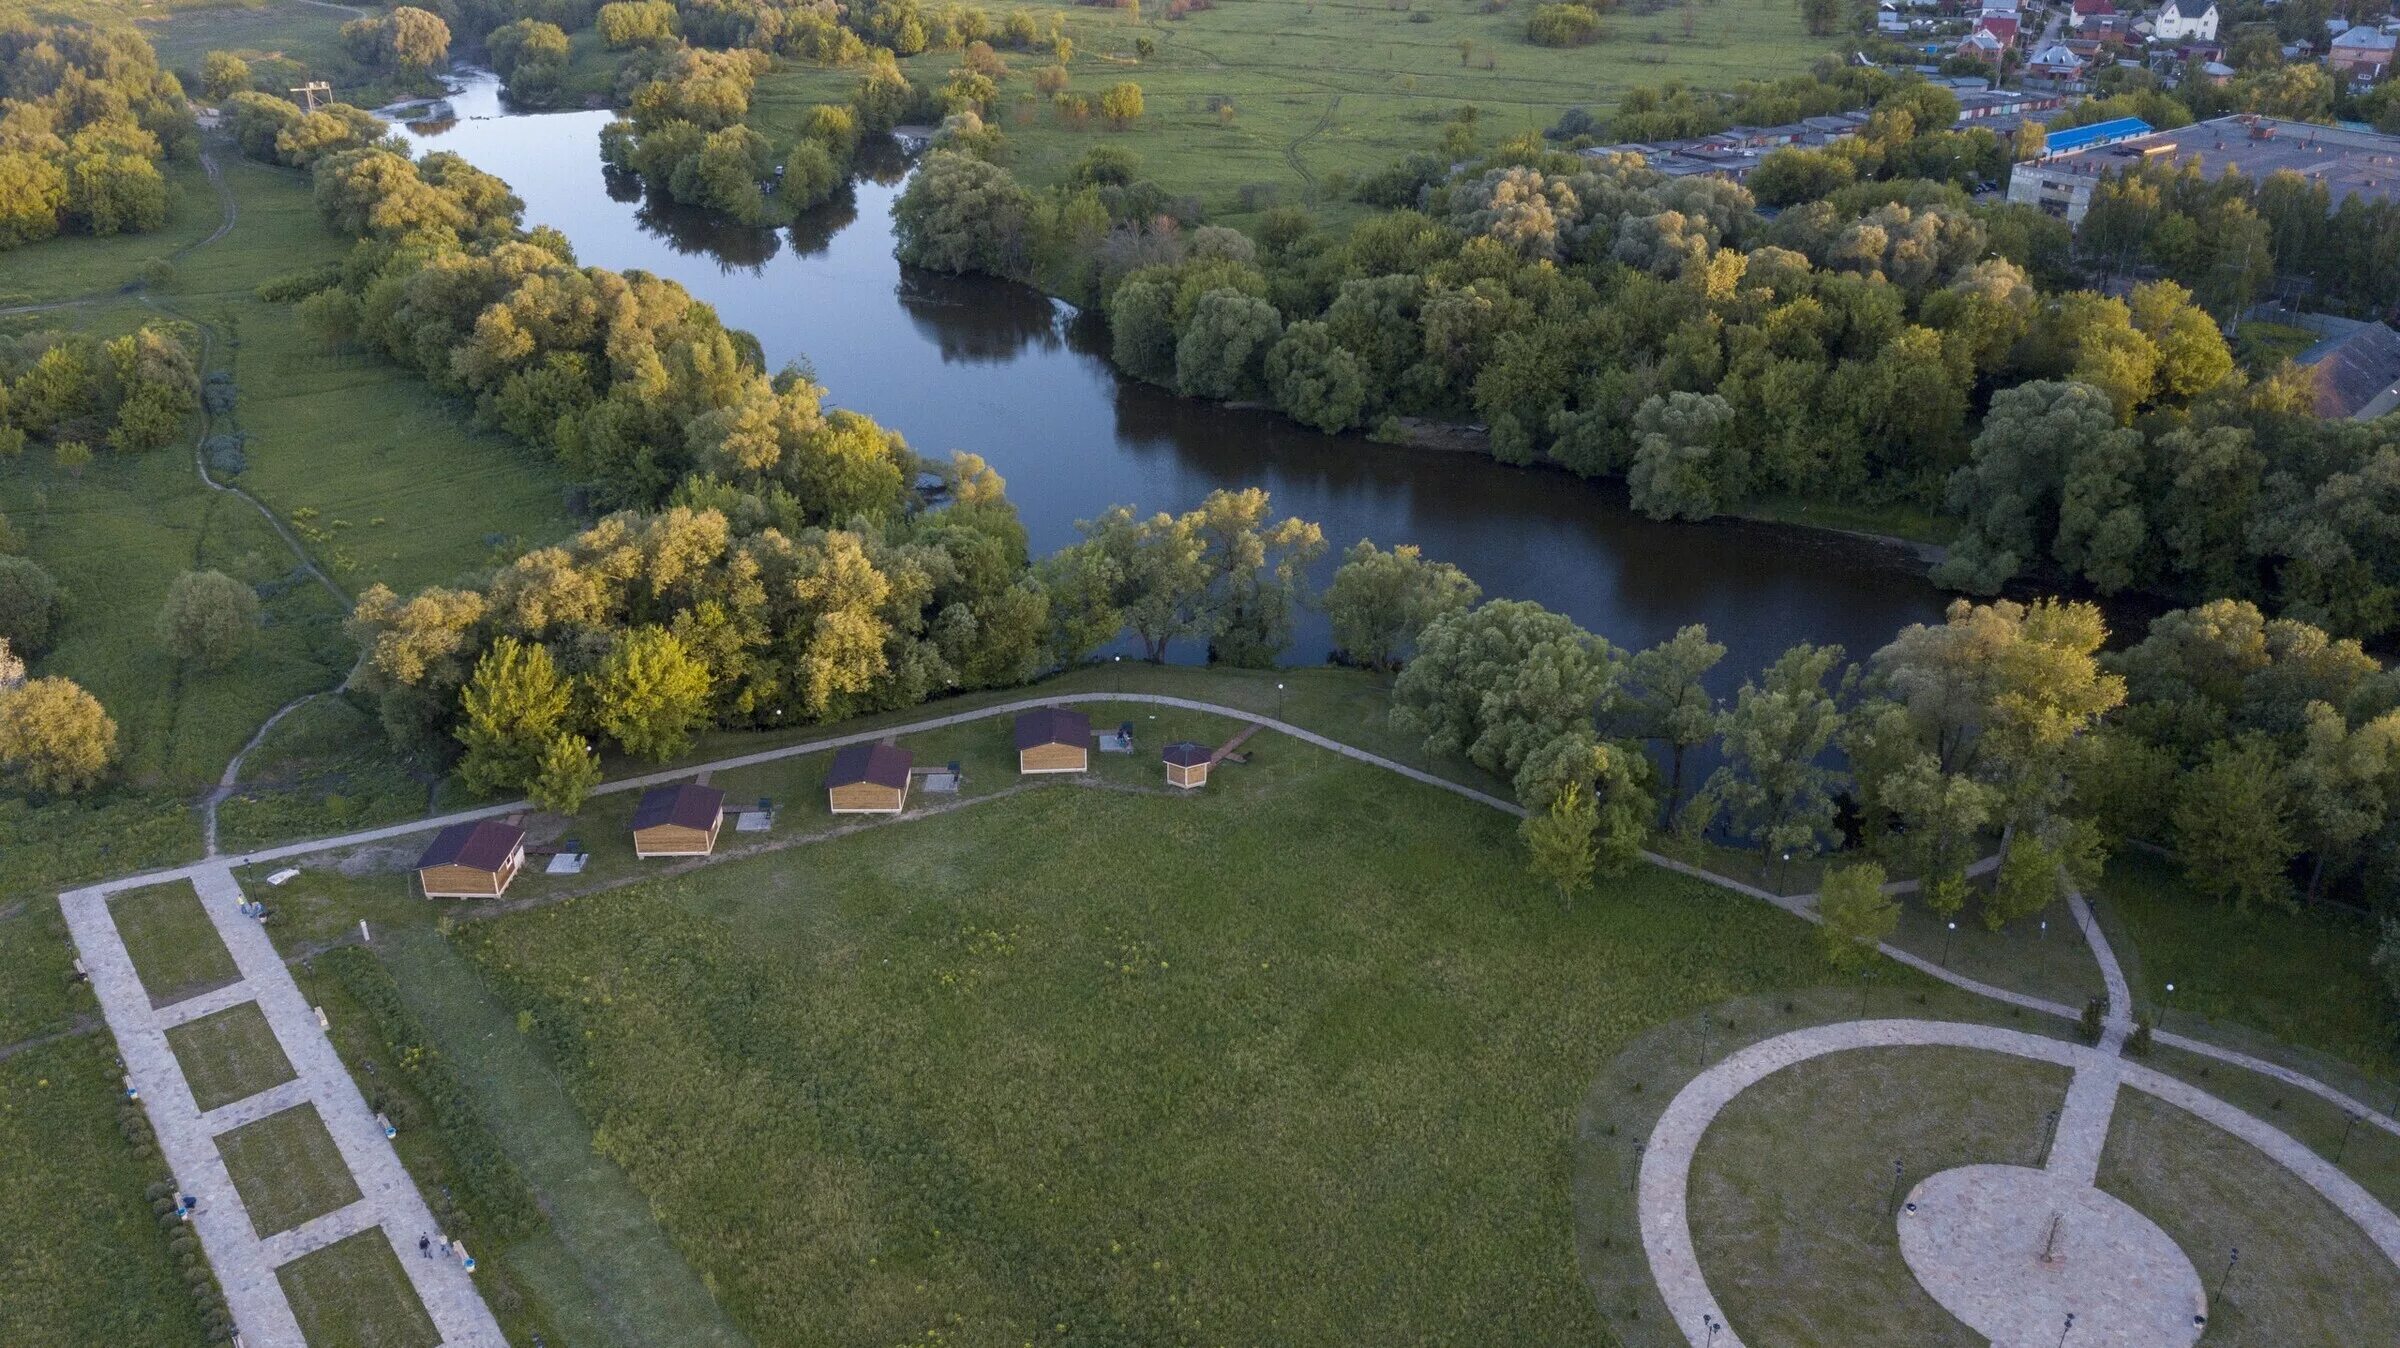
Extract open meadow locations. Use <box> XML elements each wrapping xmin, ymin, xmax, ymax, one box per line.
<box><xmin>756</xmin><ymin>0</ymin><xmax>1841</xmax><ymax>216</ymax></box>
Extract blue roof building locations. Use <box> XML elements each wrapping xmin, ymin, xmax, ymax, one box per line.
<box><xmin>2041</xmin><ymin>117</ymin><xmax>2154</xmax><ymax>154</ymax></box>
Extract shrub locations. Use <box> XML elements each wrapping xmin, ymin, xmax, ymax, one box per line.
<box><xmin>0</xmin><ymin>556</ymin><xmax>61</xmax><ymax>655</ymax></box>
<box><xmin>1526</xmin><ymin>2</ymin><xmax>1603</xmax><ymax>46</ymax></box>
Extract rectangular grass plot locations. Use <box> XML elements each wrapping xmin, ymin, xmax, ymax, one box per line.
<box><xmin>164</xmin><ymin>1001</ymin><xmax>296</xmax><ymax>1112</ymax></box>
<box><xmin>111</xmin><ymin>881</ymin><xmax>240</xmax><ymax>1008</ymax></box>
<box><xmin>278</xmin><ymin>1228</ymin><xmax>441</xmax><ymax>1348</ymax></box>
<box><xmin>216</xmin><ymin>1103</ymin><xmax>363</xmax><ymax>1239</ymax></box>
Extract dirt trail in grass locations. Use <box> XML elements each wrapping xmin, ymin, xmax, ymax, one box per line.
<box><xmin>375</xmin><ymin>928</ymin><xmax>751</xmax><ymax>1348</ymax></box>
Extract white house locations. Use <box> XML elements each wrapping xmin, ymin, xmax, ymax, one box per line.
<box><xmin>2152</xmin><ymin>0</ymin><xmax>2218</xmax><ymax>42</ymax></box>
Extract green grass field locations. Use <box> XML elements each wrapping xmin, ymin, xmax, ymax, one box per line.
<box><xmin>111</xmin><ymin>880</ymin><xmax>240</xmax><ymax>1007</ymax></box>
<box><xmin>0</xmin><ymin>1037</ymin><xmax>214</xmax><ymax>1347</ymax></box>
<box><xmin>164</xmin><ymin>1000</ymin><xmax>296</xmax><ymax>1111</ymax></box>
<box><xmin>445</xmin><ymin>735</ymin><xmax>1826</xmax><ymax>1344</ymax></box>
<box><xmin>1689</xmin><ymin>1046</ymin><xmax>2071</xmax><ymax>1345</ymax></box>
<box><xmin>2100</xmin><ymin>1088</ymin><xmax>2400</xmax><ymax>1344</ymax></box>
<box><xmin>277</xmin><ymin>1228</ymin><xmax>443</xmax><ymax>1348</ymax></box>
<box><xmin>2095</xmin><ymin>850</ymin><xmax>2397</xmax><ymax>1086</ymax></box>
<box><xmin>755</xmin><ymin>0</ymin><xmax>1841</xmax><ymax>216</ymax></box>
<box><xmin>216</xmin><ymin>1102</ymin><xmax>364</xmax><ymax>1235</ymax></box>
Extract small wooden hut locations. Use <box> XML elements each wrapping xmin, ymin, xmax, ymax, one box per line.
<box><xmin>1161</xmin><ymin>741</ymin><xmax>1211</xmax><ymax>790</ymax></box>
<box><xmin>414</xmin><ymin>820</ymin><xmax>526</xmax><ymax>899</ymax></box>
<box><xmin>827</xmin><ymin>742</ymin><xmax>913</xmax><ymax>814</ymax></box>
<box><xmin>1013</xmin><ymin>706</ymin><xmax>1091</xmax><ymax>775</ymax></box>
<box><xmin>631</xmin><ymin>783</ymin><xmax>727</xmax><ymax>858</ymax></box>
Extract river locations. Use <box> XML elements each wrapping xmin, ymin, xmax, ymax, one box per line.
<box><xmin>397</xmin><ymin>71</ymin><xmax>1947</xmax><ymax>675</ymax></box>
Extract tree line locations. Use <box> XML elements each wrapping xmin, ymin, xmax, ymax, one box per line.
<box><xmin>890</xmin><ymin>68</ymin><xmax>2400</xmax><ymax>640</ymax></box>
<box><xmin>0</xmin><ymin>21</ymin><xmax>194</xmax><ymax>250</ymax></box>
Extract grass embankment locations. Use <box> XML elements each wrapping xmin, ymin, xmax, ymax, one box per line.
<box><xmin>443</xmin><ymin>735</ymin><xmax>1826</xmax><ymax>1344</ymax></box>
<box><xmin>754</xmin><ymin>0</ymin><xmax>1841</xmax><ymax>218</ymax></box>
<box><xmin>139</xmin><ymin>0</ymin><xmax>449</xmax><ymax>112</ymax></box>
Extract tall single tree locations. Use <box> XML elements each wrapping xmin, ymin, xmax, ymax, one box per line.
<box><xmin>456</xmin><ymin>636</ymin><xmax>573</xmax><ymax>795</ymax></box>
<box><xmin>589</xmin><ymin>626</ymin><xmax>712</xmax><ymax>761</ymax></box>
<box><xmin>0</xmin><ymin>675</ymin><xmax>117</xmax><ymax>794</ymax></box>
<box><xmin>1625</xmin><ymin>624</ymin><xmax>1724</xmax><ymax>817</ymax></box>
<box><xmin>1522</xmin><ymin>779</ymin><xmax>1598</xmax><ymax>909</ymax></box>
<box><xmin>1816</xmin><ymin>861</ymin><xmax>1896</xmax><ymax>972</ymax></box>
<box><xmin>156</xmin><ymin>569</ymin><xmax>261</xmax><ymax>671</ymax></box>
<box><xmin>1323</xmin><ymin>539</ymin><xmax>1480</xmax><ymax>673</ymax></box>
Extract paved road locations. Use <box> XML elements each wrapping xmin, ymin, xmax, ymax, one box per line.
<box><xmin>61</xmin><ymin>863</ymin><xmax>505</xmax><ymax>1347</ymax></box>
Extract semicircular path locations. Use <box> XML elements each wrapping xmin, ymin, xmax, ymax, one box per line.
<box><xmin>1636</xmin><ymin>1018</ymin><xmax>2400</xmax><ymax>1348</ymax></box>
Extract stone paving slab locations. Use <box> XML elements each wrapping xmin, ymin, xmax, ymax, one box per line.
<box><xmin>198</xmin><ymin>1076</ymin><xmax>316</xmax><ymax>1136</ymax></box>
<box><xmin>156</xmin><ymin>979</ymin><xmax>264</xmax><ymax>1030</ymax></box>
<box><xmin>258</xmin><ymin>1197</ymin><xmax>381</xmax><ymax>1266</ymax></box>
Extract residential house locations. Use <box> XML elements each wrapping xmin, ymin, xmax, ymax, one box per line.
<box><xmin>2026</xmin><ymin>40</ymin><xmax>2089</xmax><ymax>81</ymax></box>
<box><xmin>2152</xmin><ymin>0</ymin><xmax>2218</xmax><ymax>42</ymax></box>
<box><xmin>630</xmin><ymin>783</ymin><xmax>727</xmax><ymax>858</ymax></box>
<box><xmin>1958</xmin><ymin>27</ymin><xmax>2009</xmax><ymax>63</ymax></box>
<box><xmin>2326</xmin><ymin>25</ymin><xmax>2397</xmax><ymax>81</ymax></box>
<box><xmin>414</xmin><ymin>821</ymin><xmax>526</xmax><ymax>899</ymax></box>
<box><xmin>2069</xmin><ymin>0</ymin><xmax>2114</xmax><ymax>29</ymax></box>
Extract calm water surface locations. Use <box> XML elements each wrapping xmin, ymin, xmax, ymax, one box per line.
<box><xmin>400</xmin><ymin>72</ymin><xmax>1946</xmax><ymax>673</ymax></box>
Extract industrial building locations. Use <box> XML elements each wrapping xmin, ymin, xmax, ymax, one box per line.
<box><xmin>2006</xmin><ymin>115</ymin><xmax>2400</xmax><ymax>226</ymax></box>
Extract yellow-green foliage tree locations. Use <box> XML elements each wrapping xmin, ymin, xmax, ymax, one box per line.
<box><xmin>0</xmin><ymin>675</ymin><xmax>118</xmax><ymax>794</ymax></box>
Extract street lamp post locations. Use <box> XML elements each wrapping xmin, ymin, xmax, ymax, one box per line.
<box><xmin>2057</xmin><ymin>1311</ymin><xmax>2075</xmax><ymax>1348</ymax></box>
<box><xmin>2040</xmin><ymin>1106</ymin><xmax>2061</xmax><ymax>1163</ymax></box>
<box><xmin>2337</xmin><ymin>1112</ymin><xmax>2362</xmax><ymax>1165</ymax></box>
<box><xmin>1703</xmin><ymin>1313</ymin><xmax>1721</xmax><ymax>1347</ymax></box>
<box><xmin>1276</xmin><ymin>680</ymin><xmax>1286</xmax><ymax>723</ymax></box>
<box><xmin>2162</xmin><ymin>981</ymin><xmax>2175</xmax><ymax>1034</ymax></box>
<box><xmin>1887</xmin><ymin>1159</ymin><xmax>1905</xmax><ymax>1215</ymax></box>
<box><xmin>1941</xmin><ymin>920</ymin><xmax>1958</xmax><ymax>969</ymax></box>
<box><xmin>1113</xmin><ymin>653</ymin><xmax>1122</xmax><ymax>693</ymax></box>
<box><xmin>2216</xmin><ymin>1247</ymin><xmax>2239</xmax><ymax>1302</ymax></box>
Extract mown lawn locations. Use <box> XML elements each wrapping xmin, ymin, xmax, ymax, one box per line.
<box><xmin>278</xmin><ymin>1227</ymin><xmax>442</xmax><ymax>1348</ymax></box>
<box><xmin>1688</xmin><ymin>1045</ymin><xmax>2071</xmax><ymax>1345</ymax></box>
<box><xmin>455</xmin><ymin>734</ymin><xmax>1828</xmax><ymax>1344</ymax></box>
<box><xmin>2100</xmin><ymin>1088</ymin><xmax>2400</xmax><ymax>1345</ymax></box>
<box><xmin>0</xmin><ymin>1037</ymin><xmax>213</xmax><ymax>1347</ymax></box>
<box><xmin>111</xmin><ymin>880</ymin><xmax>240</xmax><ymax>1007</ymax></box>
<box><xmin>755</xmin><ymin>0</ymin><xmax>1841</xmax><ymax>216</ymax></box>
<box><xmin>164</xmin><ymin>999</ymin><xmax>295</xmax><ymax>1112</ymax></box>
<box><xmin>216</xmin><ymin>1102</ymin><xmax>363</xmax><ymax>1236</ymax></box>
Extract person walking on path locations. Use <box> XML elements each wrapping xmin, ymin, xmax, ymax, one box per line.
<box><xmin>419</xmin><ymin>1233</ymin><xmax>431</xmax><ymax>1259</ymax></box>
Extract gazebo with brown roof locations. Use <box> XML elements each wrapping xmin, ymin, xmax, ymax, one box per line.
<box><xmin>632</xmin><ymin>782</ymin><xmax>728</xmax><ymax>857</ymax></box>
<box><xmin>414</xmin><ymin>820</ymin><xmax>527</xmax><ymax>899</ymax></box>
<box><xmin>1013</xmin><ymin>706</ymin><xmax>1091</xmax><ymax>775</ymax></box>
<box><xmin>1161</xmin><ymin>741</ymin><xmax>1212</xmax><ymax>790</ymax></box>
<box><xmin>827</xmin><ymin>742</ymin><xmax>914</xmax><ymax>814</ymax></box>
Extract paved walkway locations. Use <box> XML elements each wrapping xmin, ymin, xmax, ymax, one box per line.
<box><xmin>1637</xmin><ymin>1019</ymin><xmax>2400</xmax><ymax>1348</ymax></box>
<box><xmin>61</xmin><ymin>862</ymin><xmax>504</xmax><ymax>1347</ymax></box>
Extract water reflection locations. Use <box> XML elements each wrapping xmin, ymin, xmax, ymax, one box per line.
<box><xmin>896</xmin><ymin>266</ymin><xmax>1065</xmax><ymax>364</ymax></box>
<box><xmin>398</xmin><ymin>69</ymin><xmax>1949</xmax><ymax>675</ymax></box>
